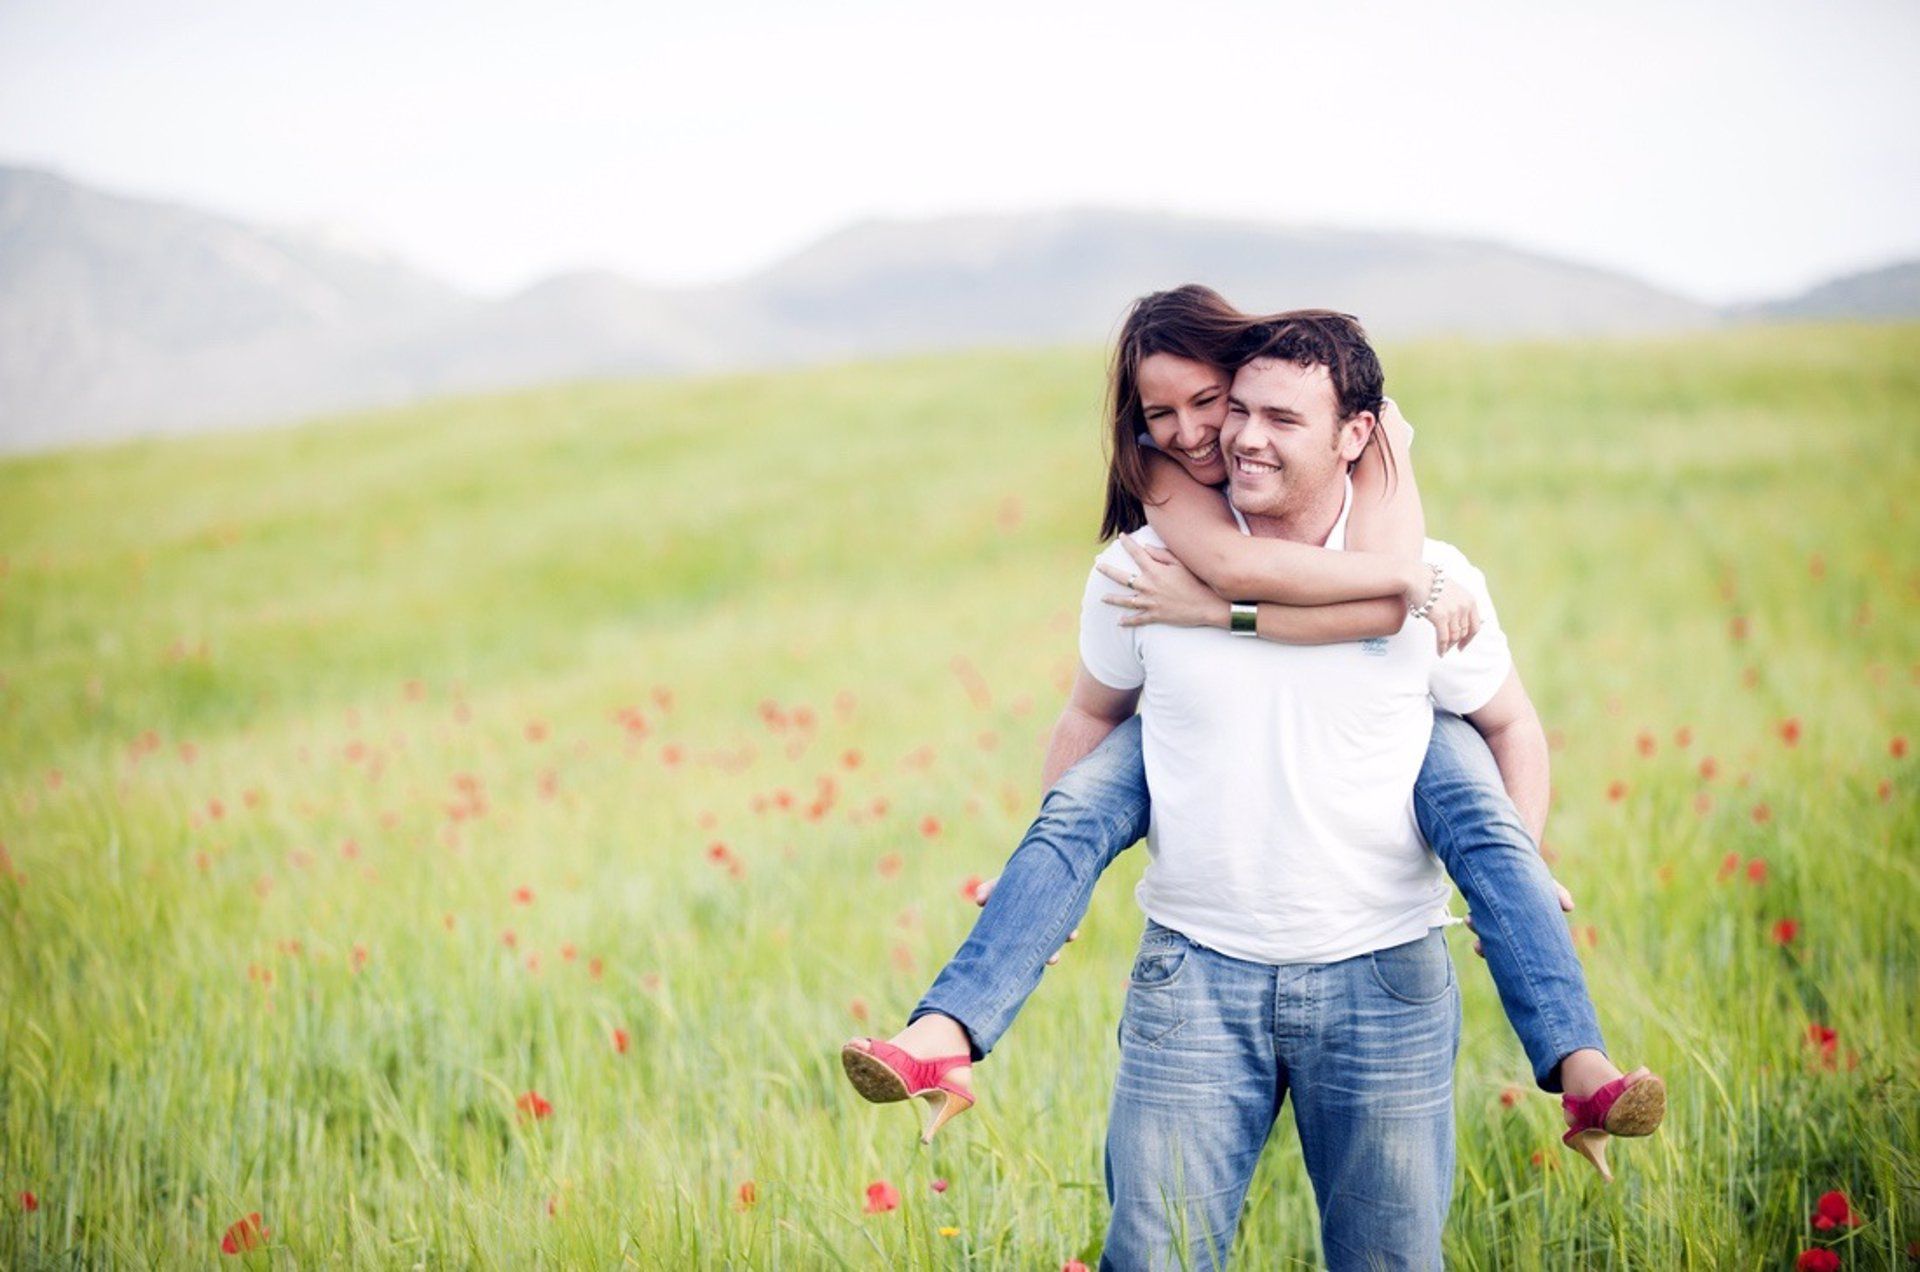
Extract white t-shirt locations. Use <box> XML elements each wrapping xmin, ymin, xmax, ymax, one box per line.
<box><xmin>1079</xmin><ymin>478</ymin><xmax>1512</xmax><ymax>965</ymax></box>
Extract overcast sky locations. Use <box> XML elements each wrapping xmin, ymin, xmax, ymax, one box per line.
<box><xmin>3</xmin><ymin>0</ymin><xmax>1916</xmax><ymax>303</ymax></box>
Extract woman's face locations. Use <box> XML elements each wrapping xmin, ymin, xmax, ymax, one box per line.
<box><xmin>1136</xmin><ymin>353</ymin><xmax>1231</xmax><ymax>486</ymax></box>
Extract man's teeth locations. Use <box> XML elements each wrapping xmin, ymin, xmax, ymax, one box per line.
<box><xmin>1235</xmin><ymin>456</ymin><xmax>1279</xmax><ymax>474</ymax></box>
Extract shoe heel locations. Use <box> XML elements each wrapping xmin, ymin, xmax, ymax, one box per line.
<box><xmin>919</xmin><ymin>1089</ymin><xmax>974</xmax><ymax>1144</ymax></box>
<box><xmin>1564</xmin><ymin>1128</ymin><xmax>1613</xmax><ymax>1183</ymax></box>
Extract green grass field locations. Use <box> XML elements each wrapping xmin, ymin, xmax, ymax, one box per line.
<box><xmin>2</xmin><ymin>324</ymin><xmax>1916</xmax><ymax>1268</ymax></box>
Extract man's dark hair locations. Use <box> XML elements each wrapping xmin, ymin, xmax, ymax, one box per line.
<box><xmin>1231</xmin><ymin>309</ymin><xmax>1386</xmax><ymax>423</ymax></box>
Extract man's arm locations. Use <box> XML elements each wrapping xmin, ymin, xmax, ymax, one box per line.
<box><xmin>1463</xmin><ymin>666</ymin><xmax>1550</xmax><ymax>844</ymax></box>
<box><xmin>1042</xmin><ymin>664</ymin><xmax>1141</xmax><ymax>790</ymax></box>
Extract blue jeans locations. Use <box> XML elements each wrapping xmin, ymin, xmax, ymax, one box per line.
<box><xmin>910</xmin><ymin>711</ymin><xmax>1604</xmax><ymax>1090</ymax></box>
<box><xmin>1101</xmin><ymin>922</ymin><xmax>1460</xmax><ymax>1271</ymax></box>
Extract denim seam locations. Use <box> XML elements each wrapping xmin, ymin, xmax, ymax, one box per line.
<box><xmin>1414</xmin><ymin>782</ymin><xmax>1590</xmax><ymax>1085</ymax></box>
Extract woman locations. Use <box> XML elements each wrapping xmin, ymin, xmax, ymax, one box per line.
<box><xmin>842</xmin><ymin>287</ymin><xmax>1664</xmax><ymax>1180</ymax></box>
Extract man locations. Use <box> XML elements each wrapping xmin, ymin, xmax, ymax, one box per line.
<box><xmin>1070</xmin><ymin>313</ymin><xmax>1544</xmax><ymax>1270</ymax></box>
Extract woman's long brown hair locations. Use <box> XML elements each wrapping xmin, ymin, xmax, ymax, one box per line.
<box><xmin>1098</xmin><ymin>285</ymin><xmax>1258</xmax><ymax>540</ymax></box>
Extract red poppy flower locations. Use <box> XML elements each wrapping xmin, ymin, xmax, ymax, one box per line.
<box><xmin>1699</xmin><ymin>756</ymin><xmax>1719</xmax><ymax>781</ymax></box>
<box><xmin>877</xmin><ymin>853</ymin><xmax>903</xmax><ymax>878</ymax></box>
<box><xmin>849</xmin><ymin>997</ymin><xmax>869</xmax><ymax>1023</ymax></box>
<box><xmin>1064</xmin><ymin>1262</ymin><xmax>1090</xmax><ymax>1272</ymax></box>
<box><xmin>1771</xmin><ymin>918</ymin><xmax>1800</xmax><ymax>946</ymax></box>
<box><xmin>19</xmin><ymin>1190</ymin><xmax>38</xmax><ymax>1212</ymax></box>
<box><xmin>1716</xmin><ymin>851</ymin><xmax>1740</xmax><ymax>882</ymax></box>
<box><xmin>1499</xmin><ymin>1086</ymin><xmax>1522</xmax><ymax>1108</ymax></box>
<box><xmin>1812</xmin><ymin>1189</ymin><xmax>1863</xmax><ymax>1230</ymax></box>
<box><xmin>931</xmin><ymin>1177</ymin><xmax>949</xmax><ymax>1193</ymax></box>
<box><xmin>960</xmin><ymin>874</ymin><xmax>985</xmax><ymax>902</ymax></box>
<box><xmin>516</xmin><ymin>1090</ymin><xmax>553</xmax><ymax>1120</ymax></box>
<box><xmin>842</xmin><ymin>748</ymin><xmax>863</xmax><ymax>769</ymax></box>
<box><xmin>1729</xmin><ymin>615</ymin><xmax>1749</xmax><ymax>642</ymax></box>
<box><xmin>1779</xmin><ymin>717</ymin><xmax>1802</xmax><ymax>747</ymax></box>
<box><xmin>512</xmin><ymin>885</ymin><xmax>534</xmax><ymax>905</ymax></box>
<box><xmin>1751</xmin><ymin>802</ymin><xmax>1773</xmax><ymax>825</ymax></box>
<box><xmin>863</xmin><ymin>1180</ymin><xmax>901</xmax><ymax>1214</ymax></box>
<box><xmin>1746</xmin><ymin>859</ymin><xmax>1768</xmax><ymax>885</ymax></box>
<box><xmin>920</xmin><ymin>815</ymin><xmax>943</xmax><ymax>837</ymax></box>
<box><xmin>1893</xmin><ymin>736</ymin><xmax>1909</xmax><ymax>760</ymax></box>
<box><xmin>736</xmin><ymin>1180</ymin><xmax>757</xmax><ymax>1211</ymax></box>
<box><xmin>220</xmin><ymin>1213</ymin><xmax>269</xmax><ymax>1254</ymax></box>
<box><xmin>1635</xmin><ymin>732</ymin><xmax>1656</xmax><ymax>758</ymax></box>
<box><xmin>1806</xmin><ymin>1024</ymin><xmax>1839</xmax><ymax>1069</ymax></box>
<box><xmin>1673</xmin><ymin>726</ymin><xmax>1693</xmax><ymax>748</ymax></box>
<box><xmin>1795</xmin><ymin>1250</ymin><xmax>1840</xmax><ymax>1272</ymax></box>
<box><xmin>612</xmin><ymin>1027</ymin><xmax>630</xmax><ymax>1054</ymax></box>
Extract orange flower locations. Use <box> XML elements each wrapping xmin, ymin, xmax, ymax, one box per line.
<box><xmin>1751</xmin><ymin>802</ymin><xmax>1773</xmax><ymax>825</ymax></box>
<box><xmin>863</xmin><ymin>1180</ymin><xmax>901</xmax><ymax>1214</ymax></box>
<box><xmin>736</xmin><ymin>1180</ymin><xmax>758</xmax><ymax>1211</ymax></box>
<box><xmin>516</xmin><ymin>1090</ymin><xmax>553</xmax><ymax>1120</ymax></box>
<box><xmin>1893</xmin><ymin>736</ymin><xmax>1909</xmax><ymax>760</ymax></box>
<box><xmin>220</xmin><ymin>1213</ymin><xmax>269</xmax><ymax>1255</ymax></box>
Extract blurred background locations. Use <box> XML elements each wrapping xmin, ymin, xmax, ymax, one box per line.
<box><xmin>2</xmin><ymin>0</ymin><xmax>1916</xmax><ymax>451</ymax></box>
<box><xmin>2</xmin><ymin>3</ymin><xmax>1917</xmax><ymax>1268</ymax></box>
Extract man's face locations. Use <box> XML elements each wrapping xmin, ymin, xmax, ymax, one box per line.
<box><xmin>1223</xmin><ymin>358</ymin><xmax>1372</xmax><ymax>519</ymax></box>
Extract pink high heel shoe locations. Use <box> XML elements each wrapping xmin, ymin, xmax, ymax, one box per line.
<box><xmin>840</xmin><ymin>1038</ymin><xmax>975</xmax><ymax>1143</ymax></box>
<box><xmin>1561</xmin><ymin>1066</ymin><xmax>1666</xmax><ymax>1182</ymax></box>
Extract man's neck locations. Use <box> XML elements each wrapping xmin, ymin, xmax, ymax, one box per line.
<box><xmin>1240</xmin><ymin>476</ymin><xmax>1350</xmax><ymax>546</ymax></box>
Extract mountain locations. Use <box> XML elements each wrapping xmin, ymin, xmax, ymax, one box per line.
<box><xmin>0</xmin><ymin>165</ymin><xmax>1905</xmax><ymax>453</ymax></box>
<box><xmin>1742</xmin><ymin>260</ymin><xmax>1920</xmax><ymax>322</ymax></box>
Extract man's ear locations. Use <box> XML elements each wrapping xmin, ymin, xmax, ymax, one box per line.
<box><xmin>1338</xmin><ymin>411</ymin><xmax>1377</xmax><ymax>463</ymax></box>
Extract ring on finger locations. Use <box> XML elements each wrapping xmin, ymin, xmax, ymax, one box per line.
<box><xmin>1128</xmin><ymin>572</ymin><xmax>1140</xmax><ymax>589</ymax></box>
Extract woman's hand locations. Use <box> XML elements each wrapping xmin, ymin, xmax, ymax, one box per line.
<box><xmin>1406</xmin><ymin>563</ymin><xmax>1481</xmax><ymax>656</ymax></box>
<box><xmin>971</xmin><ymin>874</ymin><xmax>1080</xmax><ymax>964</ymax></box>
<box><xmin>1096</xmin><ymin>534</ymin><xmax>1230</xmax><ymax>629</ymax></box>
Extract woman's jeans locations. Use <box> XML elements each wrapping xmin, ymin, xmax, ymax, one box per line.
<box><xmin>909</xmin><ymin>711</ymin><xmax>1605</xmax><ymax>1091</ymax></box>
<box><xmin>1101</xmin><ymin>922</ymin><xmax>1459</xmax><ymax>1272</ymax></box>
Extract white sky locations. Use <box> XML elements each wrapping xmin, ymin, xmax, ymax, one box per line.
<box><xmin>2</xmin><ymin>0</ymin><xmax>1916</xmax><ymax>303</ymax></box>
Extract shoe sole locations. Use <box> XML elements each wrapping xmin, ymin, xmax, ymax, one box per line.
<box><xmin>1603</xmin><ymin>1075</ymin><xmax>1667</xmax><ymax>1137</ymax></box>
<box><xmin>841</xmin><ymin>1043</ymin><xmax>912</xmax><ymax>1105</ymax></box>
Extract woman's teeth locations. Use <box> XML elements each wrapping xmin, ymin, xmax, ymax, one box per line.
<box><xmin>1183</xmin><ymin>442</ymin><xmax>1219</xmax><ymax>463</ymax></box>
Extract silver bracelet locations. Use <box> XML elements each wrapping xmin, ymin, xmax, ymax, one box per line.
<box><xmin>1229</xmin><ymin>602</ymin><xmax>1258</xmax><ymax>635</ymax></box>
<box><xmin>1413</xmin><ymin>568</ymin><xmax>1443</xmax><ymax>626</ymax></box>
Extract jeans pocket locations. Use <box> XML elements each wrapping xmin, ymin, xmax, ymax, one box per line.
<box><xmin>1129</xmin><ymin>925</ymin><xmax>1190</xmax><ymax>989</ymax></box>
<box><xmin>1368</xmin><ymin>931</ymin><xmax>1454</xmax><ymax>1005</ymax></box>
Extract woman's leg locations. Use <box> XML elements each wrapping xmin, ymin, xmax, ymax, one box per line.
<box><xmin>896</xmin><ymin>714</ymin><xmax>1150</xmax><ymax>1062</ymax></box>
<box><xmin>1413</xmin><ymin>711</ymin><xmax>1611</xmax><ymax>1094</ymax></box>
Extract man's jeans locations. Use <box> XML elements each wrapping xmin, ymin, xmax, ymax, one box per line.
<box><xmin>910</xmin><ymin>712</ymin><xmax>1604</xmax><ymax>1090</ymax></box>
<box><xmin>1101</xmin><ymin>922</ymin><xmax>1459</xmax><ymax>1271</ymax></box>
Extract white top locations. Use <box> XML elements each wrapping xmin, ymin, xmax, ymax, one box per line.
<box><xmin>1079</xmin><ymin>478</ymin><xmax>1512</xmax><ymax>965</ymax></box>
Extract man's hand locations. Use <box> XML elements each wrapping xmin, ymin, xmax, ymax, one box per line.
<box><xmin>971</xmin><ymin>874</ymin><xmax>1081</xmax><ymax>965</ymax></box>
<box><xmin>1464</xmin><ymin>879</ymin><xmax>1574</xmax><ymax>958</ymax></box>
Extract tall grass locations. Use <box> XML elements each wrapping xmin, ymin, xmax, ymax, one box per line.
<box><xmin>2</xmin><ymin>325</ymin><xmax>1916</xmax><ymax>1267</ymax></box>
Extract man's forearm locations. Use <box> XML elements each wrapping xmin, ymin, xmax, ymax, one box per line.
<box><xmin>1042</xmin><ymin>706</ymin><xmax>1127</xmax><ymax>791</ymax></box>
<box><xmin>1477</xmin><ymin>711</ymin><xmax>1551</xmax><ymax>845</ymax></box>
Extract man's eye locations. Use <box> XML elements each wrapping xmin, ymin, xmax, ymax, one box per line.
<box><xmin>1227</xmin><ymin>405</ymin><xmax>1247</xmax><ymax>416</ymax></box>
